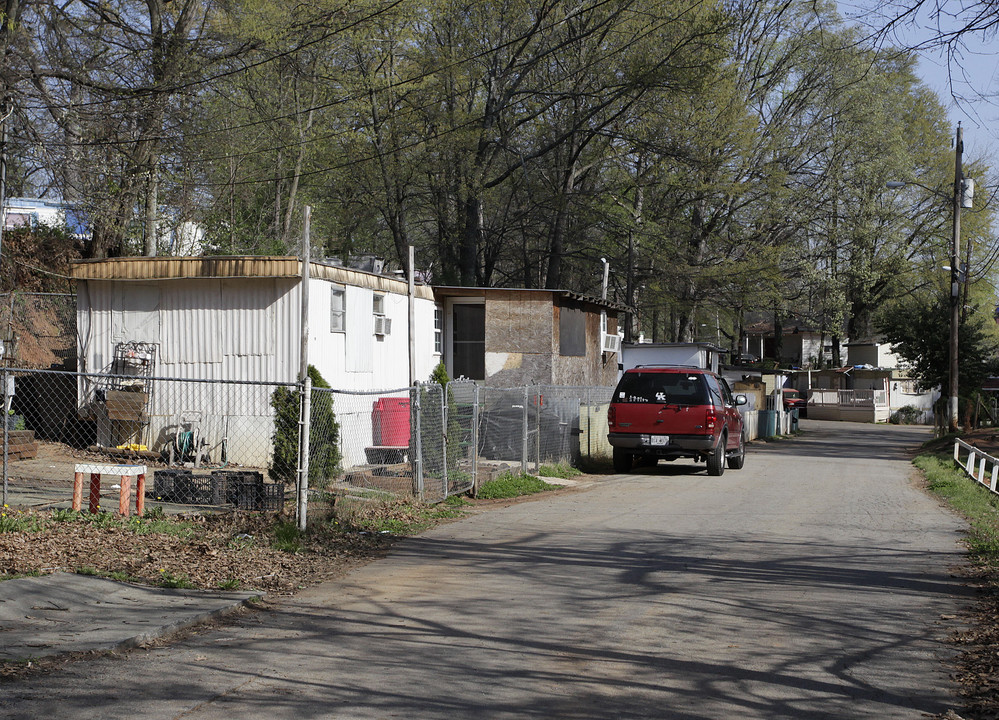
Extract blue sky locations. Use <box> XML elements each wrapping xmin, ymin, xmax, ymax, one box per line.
<box><xmin>837</xmin><ymin>2</ymin><xmax>998</xmax><ymax>153</ymax></box>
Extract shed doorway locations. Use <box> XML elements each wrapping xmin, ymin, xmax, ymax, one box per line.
<box><xmin>449</xmin><ymin>302</ymin><xmax>485</xmax><ymax>380</ymax></box>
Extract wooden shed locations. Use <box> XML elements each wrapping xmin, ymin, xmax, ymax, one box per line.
<box><xmin>431</xmin><ymin>287</ymin><xmax>623</xmax><ymax>387</ymax></box>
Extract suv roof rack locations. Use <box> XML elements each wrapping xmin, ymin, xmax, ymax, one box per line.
<box><xmin>632</xmin><ymin>364</ymin><xmax>703</xmax><ymax>369</ymax></box>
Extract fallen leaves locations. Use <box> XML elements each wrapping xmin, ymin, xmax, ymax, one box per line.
<box><xmin>0</xmin><ymin>510</ymin><xmax>395</xmax><ymax>595</ymax></box>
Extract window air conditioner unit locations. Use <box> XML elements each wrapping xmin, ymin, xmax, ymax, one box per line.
<box><xmin>601</xmin><ymin>332</ymin><xmax>621</xmax><ymax>354</ymax></box>
<box><xmin>374</xmin><ymin>316</ymin><xmax>392</xmax><ymax>336</ymax></box>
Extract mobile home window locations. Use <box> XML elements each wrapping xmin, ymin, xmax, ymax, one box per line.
<box><xmin>434</xmin><ymin>306</ymin><xmax>443</xmax><ymax>354</ymax></box>
<box><xmin>330</xmin><ymin>285</ymin><xmax>345</xmax><ymax>332</ymax></box>
<box><xmin>373</xmin><ymin>293</ymin><xmax>385</xmax><ymax>316</ymax></box>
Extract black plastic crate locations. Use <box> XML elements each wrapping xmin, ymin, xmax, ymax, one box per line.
<box><xmin>175</xmin><ymin>474</ymin><xmax>213</xmax><ymax>505</ymax></box>
<box><xmin>211</xmin><ymin>470</ymin><xmax>263</xmax><ymax>506</ymax></box>
<box><xmin>152</xmin><ymin>470</ymin><xmax>188</xmax><ymax>502</ymax></box>
<box><xmin>260</xmin><ymin>483</ymin><xmax>285</xmax><ymax>511</ymax></box>
<box><xmin>234</xmin><ymin>479</ymin><xmax>263</xmax><ymax>510</ymax></box>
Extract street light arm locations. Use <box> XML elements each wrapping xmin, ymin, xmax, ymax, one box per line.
<box><xmin>885</xmin><ymin>178</ymin><xmax>952</xmax><ymax>201</ymax></box>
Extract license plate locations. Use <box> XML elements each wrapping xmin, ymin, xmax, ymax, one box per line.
<box><xmin>650</xmin><ymin>435</ymin><xmax>669</xmax><ymax>446</ymax></box>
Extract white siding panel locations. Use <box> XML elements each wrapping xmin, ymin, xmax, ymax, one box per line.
<box><xmin>306</xmin><ymin>280</ymin><xmax>440</xmax><ymax>390</ymax></box>
<box><xmin>111</xmin><ymin>283</ymin><xmax>161</xmax><ymax>346</ymax></box>
<box><xmin>78</xmin><ymin>280</ymin><xmax>116</xmax><ymax>375</ymax></box>
<box><xmin>274</xmin><ymin>280</ymin><xmax>301</xmax><ymax>383</ymax></box>
<box><xmin>161</xmin><ymin>280</ymin><xmax>222</xmax><ymax>364</ymax></box>
<box><xmin>222</xmin><ymin>278</ymin><xmax>278</xmax><ymax>357</ymax></box>
<box><xmin>344</xmin><ymin>285</ymin><xmax>374</xmax><ymax>374</ymax></box>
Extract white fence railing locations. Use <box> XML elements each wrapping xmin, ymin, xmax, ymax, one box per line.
<box><xmin>954</xmin><ymin>439</ymin><xmax>999</xmax><ymax>494</ymax></box>
<box><xmin>810</xmin><ymin>389</ymin><xmax>888</xmax><ymax>408</ymax></box>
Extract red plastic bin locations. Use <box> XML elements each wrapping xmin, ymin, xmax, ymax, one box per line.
<box><xmin>372</xmin><ymin>397</ymin><xmax>411</xmax><ymax>446</ymax></box>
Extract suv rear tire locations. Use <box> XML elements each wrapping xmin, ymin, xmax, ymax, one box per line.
<box><xmin>706</xmin><ymin>433</ymin><xmax>726</xmax><ymax>477</ymax></box>
<box><xmin>613</xmin><ymin>448</ymin><xmax>633</xmax><ymax>473</ymax></box>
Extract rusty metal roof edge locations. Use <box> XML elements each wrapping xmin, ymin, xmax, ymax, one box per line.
<box><xmin>431</xmin><ymin>285</ymin><xmax>629</xmax><ymax>312</ymax></box>
<box><xmin>70</xmin><ymin>256</ymin><xmax>433</xmax><ymax>299</ymax></box>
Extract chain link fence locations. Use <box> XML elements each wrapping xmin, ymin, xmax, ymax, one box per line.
<box><xmin>0</xmin><ymin>366</ymin><xmax>614</xmax><ymax>523</ymax></box>
<box><xmin>0</xmin><ymin>291</ymin><xmax>76</xmax><ymax>370</ymax></box>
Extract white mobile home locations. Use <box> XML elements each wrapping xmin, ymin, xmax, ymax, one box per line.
<box><xmin>72</xmin><ymin>256</ymin><xmax>439</xmax><ymax>468</ymax></box>
<box><xmin>620</xmin><ymin>342</ymin><xmax>725</xmax><ymax>375</ymax></box>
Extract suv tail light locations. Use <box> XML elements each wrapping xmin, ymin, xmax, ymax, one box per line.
<box><xmin>705</xmin><ymin>409</ymin><xmax>718</xmax><ymax>432</ymax></box>
<box><xmin>608</xmin><ymin>404</ymin><xmax>617</xmax><ymax>428</ymax></box>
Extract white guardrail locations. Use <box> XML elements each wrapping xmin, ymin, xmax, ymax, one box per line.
<box><xmin>954</xmin><ymin>439</ymin><xmax>999</xmax><ymax>494</ymax></box>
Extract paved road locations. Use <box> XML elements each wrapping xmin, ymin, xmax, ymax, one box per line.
<box><xmin>1</xmin><ymin>420</ymin><xmax>970</xmax><ymax>719</ymax></box>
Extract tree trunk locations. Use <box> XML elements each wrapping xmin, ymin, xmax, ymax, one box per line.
<box><xmin>460</xmin><ymin>195</ymin><xmax>481</xmax><ymax>286</ymax></box>
<box><xmin>145</xmin><ymin>162</ymin><xmax>158</xmax><ymax>256</ymax></box>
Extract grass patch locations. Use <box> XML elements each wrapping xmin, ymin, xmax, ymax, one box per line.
<box><xmin>0</xmin><ymin>507</ymin><xmax>42</xmax><ymax>533</ymax></box>
<box><xmin>39</xmin><ymin>507</ymin><xmax>197</xmax><ymax>538</ymax></box>
<box><xmin>157</xmin><ymin>569</ymin><xmax>195</xmax><ymax>589</ymax></box>
<box><xmin>345</xmin><ymin>498</ymin><xmax>469</xmax><ymax>535</ymax></box>
<box><xmin>915</xmin><ymin>453</ymin><xmax>999</xmax><ymax>560</ymax></box>
<box><xmin>108</xmin><ymin>571</ymin><xmax>141</xmax><ymax>583</ymax></box>
<box><xmin>218</xmin><ymin>578</ymin><xmax>241</xmax><ymax>590</ymax></box>
<box><xmin>538</xmin><ymin>463</ymin><xmax>581</xmax><ymax>479</ymax></box>
<box><xmin>477</xmin><ymin>472</ymin><xmax>559</xmax><ymax>499</ymax></box>
<box><xmin>126</xmin><ymin>516</ymin><xmax>197</xmax><ymax>537</ymax></box>
<box><xmin>0</xmin><ymin>571</ymin><xmax>42</xmax><ymax>582</ymax></box>
<box><xmin>272</xmin><ymin>521</ymin><xmax>303</xmax><ymax>554</ymax></box>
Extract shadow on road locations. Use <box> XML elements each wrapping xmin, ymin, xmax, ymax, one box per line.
<box><xmin>626</xmin><ymin>420</ymin><xmax>934</xmax><ymax>476</ymax></box>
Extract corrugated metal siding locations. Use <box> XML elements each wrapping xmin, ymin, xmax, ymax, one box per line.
<box><xmin>78</xmin><ymin>277</ymin><xmax>301</xmax><ymax>385</ymax></box>
<box><xmin>78</xmin><ymin>281</ymin><xmax>115</xmax><ymax>374</ymax></box>
<box><xmin>161</xmin><ymin>280</ymin><xmax>222</xmax><ymax>364</ymax></box>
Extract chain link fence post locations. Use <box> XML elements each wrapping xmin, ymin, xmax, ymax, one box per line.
<box><xmin>472</xmin><ymin>383</ymin><xmax>479</xmax><ymax>495</ymax></box>
<box><xmin>412</xmin><ymin>386</ymin><xmax>424</xmax><ymax>501</ymax></box>
<box><xmin>297</xmin><ymin>375</ymin><xmax>312</xmax><ymax>531</ymax></box>
<box><xmin>534</xmin><ymin>386</ymin><xmax>541</xmax><ymax>473</ymax></box>
<box><xmin>440</xmin><ymin>382</ymin><xmax>449</xmax><ymax>501</ymax></box>
<box><xmin>520</xmin><ymin>385</ymin><xmax>529</xmax><ymax>475</ymax></box>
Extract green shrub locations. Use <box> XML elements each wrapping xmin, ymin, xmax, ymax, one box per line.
<box><xmin>271</xmin><ymin>365</ymin><xmax>342</xmax><ymax>486</ymax></box>
<box><xmin>889</xmin><ymin>405</ymin><xmax>922</xmax><ymax>425</ymax></box>
<box><xmin>416</xmin><ymin>363</ymin><xmax>465</xmax><ymax>483</ymax></box>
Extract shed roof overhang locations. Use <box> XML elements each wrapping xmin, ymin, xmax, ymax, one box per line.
<box><xmin>70</xmin><ymin>256</ymin><xmax>435</xmax><ymax>299</ymax></box>
<box><xmin>431</xmin><ymin>285</ymin><xmax>629</xmax><ymax>313</ymax></box>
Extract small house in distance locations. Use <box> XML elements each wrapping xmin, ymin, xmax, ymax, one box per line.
<box><xmin>431</xmin><ymin>287</ymin><xmax>623</xmax><ymax>387</ymax></box>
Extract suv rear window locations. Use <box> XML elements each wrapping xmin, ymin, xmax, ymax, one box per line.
<box><xmin>613</xmin><ymin>371</ymin><xmax>710</xmax><ymax>405</ymax></box>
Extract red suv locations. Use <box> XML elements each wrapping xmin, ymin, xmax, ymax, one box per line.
<box><xmin>782</xmin><ymin>388</ymin><xmax>805</xmax><ymax>412</ymax></box>
<box><xmin>607</xmin><ymin>366</ymin><xmax>748</xmax><ymax>476</ymax></box>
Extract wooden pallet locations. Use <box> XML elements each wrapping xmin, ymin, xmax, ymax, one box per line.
<box><xmin>5</xmin><ymin>430</ymin><xmax>37</xmax><ymax>460</ymax></box>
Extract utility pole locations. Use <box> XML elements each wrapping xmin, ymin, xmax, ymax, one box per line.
<box><xmin>949</xmin><ymin>124</ymin><xmax>963</xmax><ymax>433</ymax></box>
